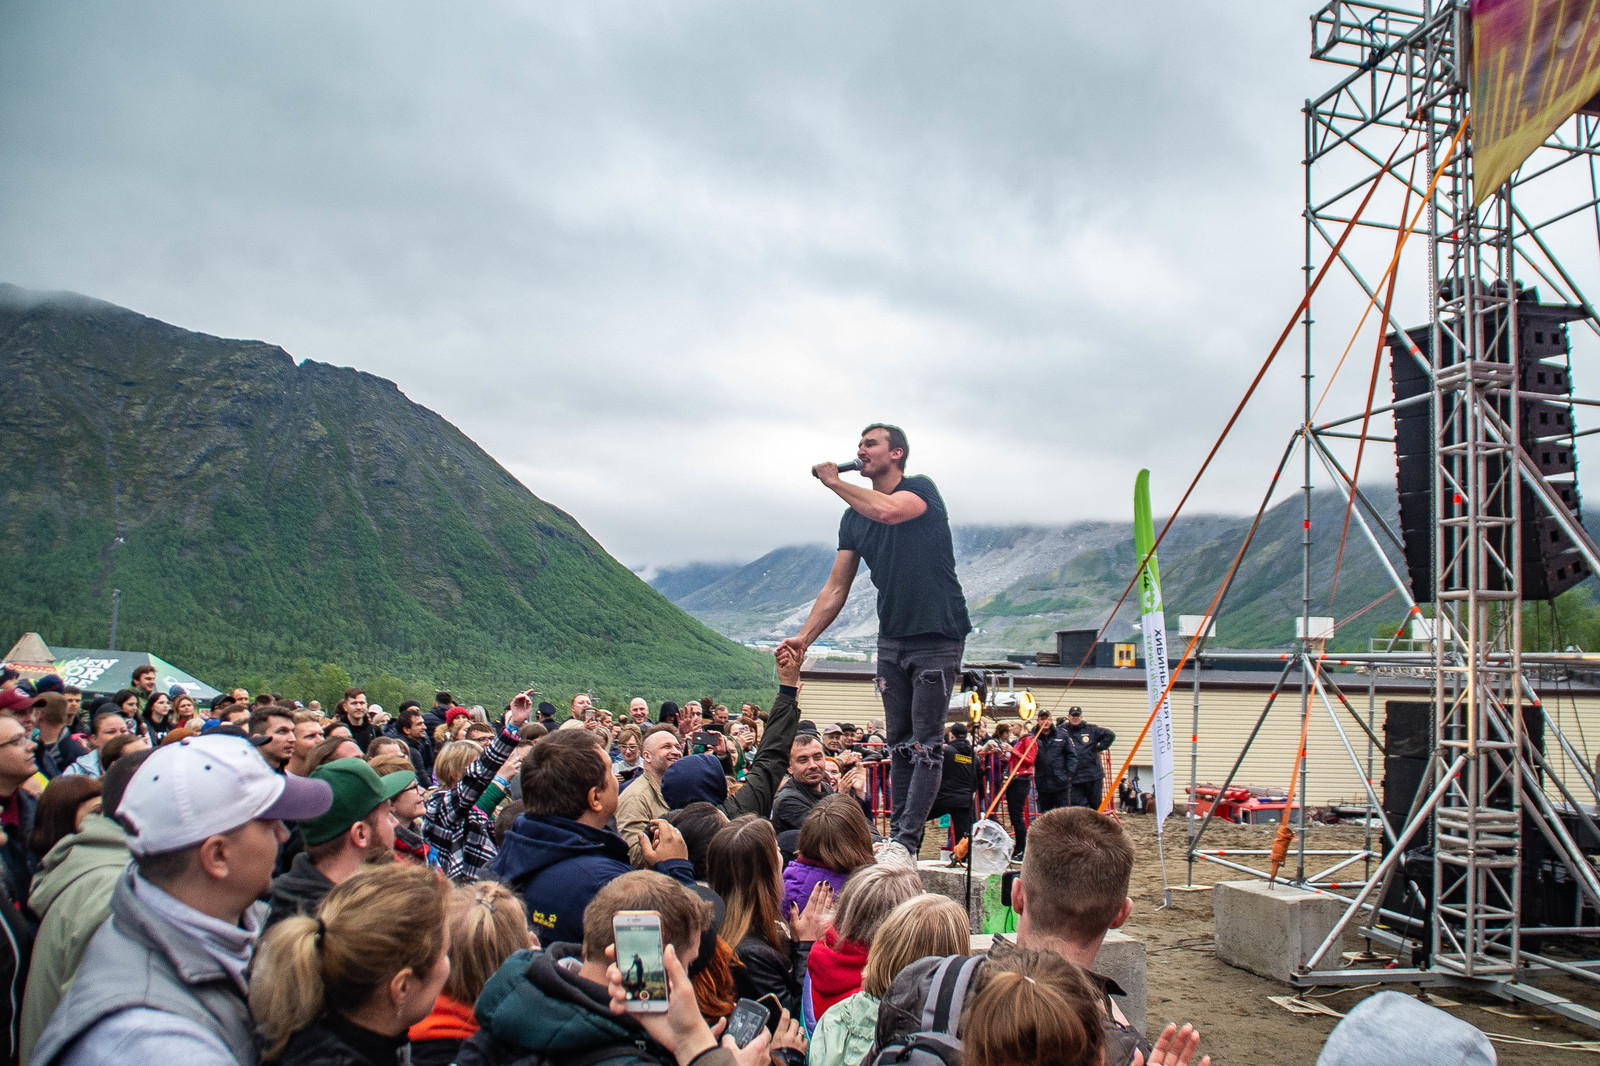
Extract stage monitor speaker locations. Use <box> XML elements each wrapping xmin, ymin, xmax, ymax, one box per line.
<box><xmin>1384</xmin><ymin>700</ymin><xmax>1432</xmax><ymax>760</ymax></box>
<box><xmin>1381</xmin><ymin>756</ymin><xmax>1427</xmax><ymax>821</ymax></box>
<box><xmin>1387</xmin><ymin>293</ymin><xmax>1588</xmax><ymax>603</ymax></box>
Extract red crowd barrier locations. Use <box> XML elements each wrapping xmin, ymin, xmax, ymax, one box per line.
<box><xmin>857</xmin><ymin>752</ymin><xmax>1036</xmax><ymax>846</ymax></box>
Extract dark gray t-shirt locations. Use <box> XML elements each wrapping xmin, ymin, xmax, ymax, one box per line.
<box><xmin>838</xmin><ymin>473</ymin><xmax>970</xmax><ymax>641</ymax></box>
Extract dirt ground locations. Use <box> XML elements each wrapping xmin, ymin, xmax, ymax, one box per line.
<box><xmin>1105</xmin><ymin>815</ymin><xmax>1600</xmax><ymax>1064</ymax></box>
<box><xmin>915</xmin><ymin>814</ymin><xmax>1600</xmax><ymax>1062</ymax></box>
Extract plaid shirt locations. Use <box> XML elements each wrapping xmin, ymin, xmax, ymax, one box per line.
<box><xmin>422</xmin><ymin>724</ymin><xmax>516</xmax><ymax>882</ymax></box>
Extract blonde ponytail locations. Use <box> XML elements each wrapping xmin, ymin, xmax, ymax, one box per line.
<box><xmin>443</xmin><ymin>881</ymin><xmax>528</xmax><ymax>1004</ymax></box>
<box><xmin>249</xmin><ymin>915</ymin><xmax>325</xmax><ymax>1059</ymax></box>
<box><xmin>250</xmin><ymin>864</ymin><xmax>448</xmax><ymax>1059</ymax></box>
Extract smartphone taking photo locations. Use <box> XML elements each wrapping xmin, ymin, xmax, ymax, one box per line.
<box><xmin>725</xmin><ymin>998</ymin><xmax>770</xmax><ymax>1049</ymax></box>
<box><xmin>613</xmin><ymin>911</ymin><xmax>669</xmax><ymax>1013</ymax></box>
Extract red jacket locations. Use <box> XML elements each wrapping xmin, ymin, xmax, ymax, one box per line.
<box><xmin>1009</xmin><ymin>734</ymin><xmax>1038</xmax><ymax>776</ymax></box>
<box><xmin>807</xmin><ymin>926</ymin><xmax>871</xmax><ymax>1020</ymax></box>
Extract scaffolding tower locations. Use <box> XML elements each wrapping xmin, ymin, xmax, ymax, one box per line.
<box><xmin>1187</xmin><ymin>0</ymin><xmax>1600</xmax><ymax>1028</ymax></box>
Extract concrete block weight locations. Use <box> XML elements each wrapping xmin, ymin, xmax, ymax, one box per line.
<box><xmin>1213</xmin><ymin>879</ymin><xmax>1349</xmax><ymax>983</ymax></box>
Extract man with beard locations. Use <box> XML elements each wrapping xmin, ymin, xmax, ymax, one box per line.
<box><xmin>336</xmin><ymin>688</ymin><xmax>377</xmax><ymax>751</ymax></box>
<box><xmin>264</xmin><ymin>758</ymin><xmax>414</xmax><ymax>926</ymax></box>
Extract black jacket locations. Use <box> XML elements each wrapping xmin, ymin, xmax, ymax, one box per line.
<box><xmin>36</xmin><ymin>734</ymin><xmax>87</xmax><ymax>780</ymax></box>
<box><xmin>769</xmin><ymin>780</ymin><xmax>830</xmax><ymax>835</ymax></box>
<box><xmin>0</xmin><ymin>875</ymin><xmax>31</xmax><ymax>1063</ymax></box>
<box><xmin>721</xmin><ymin>687</ymin><xmax>800</xmax><ymax>820</ymax></box>
<box><xmin>383</xmin><ymin>721</ymin><xmax>435</xmax><ymax>781</ymax></box>
<box><xmin>272</xmin><ymin>1012</ymin><xmax>408</xmax><ymax>1066</ymax></box>
<box><xmin>933</xmin><ymin>738</ymin><xmax>979</xmax><ymax>809</ymax></box>
<box><xmin>1064</xmin><ymin>722</ymin><xmax>1116</xmax><ymax>783</ymax></box>
<box><xmin>265</xmin><ymin>852</ymin><xmax>335</xmax><ymax>929</ymax></box>
<box><xmin>1031</xmin><ymin>725</ymin><xmax>1076</xmax><ymax>793</ymax></box>
<box><xmin>0</xmin><ymin>789</ymin><xmax>38</xmax><ymax>911</ymax></box>
<box><xmin>410</xmin><ymin>1037</ymin><xmax>464</xmax><ymax>1066</ymax></box>
<box><xmin>342</xmin><ymin>718</ymin><xmax>378</xmax><ymax>753</ymax></box>
<box><xmin>731</xmin><ymin>934</ymin><xmax>812</xmax><ymax>1019</ymax></box>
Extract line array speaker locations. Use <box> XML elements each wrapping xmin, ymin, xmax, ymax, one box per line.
<box><xmin>1387</xmin><ymin>291</ymin><xmax>1588</xmax><ymax>602</ymax></box>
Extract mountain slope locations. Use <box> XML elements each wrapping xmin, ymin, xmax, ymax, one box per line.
<box><xmin>643</xmin><ymin>561</ymin><xmax>744</xmax><ymax>603</ymax></box>
<box><xmin>0</xmin><ymin>285</ymin><xmax>772</xmax><ymax>704</ymax></box>
<box><xmin>651</xmin><ymin>489</ymin><xmax>1410</xmax><ymax>653</ymax></box>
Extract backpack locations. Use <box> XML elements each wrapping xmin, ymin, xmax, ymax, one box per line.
<box><xmin>868</xmin><ymin>954</ymin><xmax>986</xmax><ymax>1066</ymax></box>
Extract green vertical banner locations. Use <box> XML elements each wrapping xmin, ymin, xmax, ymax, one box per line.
<box><xmin>1135</xmin><ymin>470</ymin><xmax>1175</xmax><ymax>831</ymax></box>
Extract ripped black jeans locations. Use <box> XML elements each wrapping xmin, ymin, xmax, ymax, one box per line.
<box><xmin>876</xmin><ymin>634</ymin><xmax>965</xmax><ymax>853</ymax></box>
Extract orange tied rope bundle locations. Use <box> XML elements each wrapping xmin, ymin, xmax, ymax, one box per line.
<box><xmin>1269</xmin><ymin>659</ymin><xmax>1318</xmax><ymax>884</ymax></box>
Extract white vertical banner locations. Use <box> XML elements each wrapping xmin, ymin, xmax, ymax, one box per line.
<box><xmin>1135</xmin><ymin>470</ymin><xmax>1175</xmax><ymax>832</ymax></box>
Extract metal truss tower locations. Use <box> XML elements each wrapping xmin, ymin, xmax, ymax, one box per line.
<box><xmin>1187</xmin><ymin>0</ymin><xmax>1600</xmax><ymax>1027</ymax></box>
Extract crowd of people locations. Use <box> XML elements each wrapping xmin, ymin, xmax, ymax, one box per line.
<box><xmin>0</xmin><ymin>656</ymin><xmax>1498</xmax><ymax>1066</ymax></box>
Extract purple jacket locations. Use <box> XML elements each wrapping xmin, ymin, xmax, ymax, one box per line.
<box><xmin>782</xmin><ymin>856</ymin><xmax>849</xmax><ymax>920</ymax></box>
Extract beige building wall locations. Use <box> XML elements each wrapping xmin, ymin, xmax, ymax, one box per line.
<box><xmin>797</xmin><ymin>674</ymin><xmax>1600</xmax><ymax>808</ymax></box>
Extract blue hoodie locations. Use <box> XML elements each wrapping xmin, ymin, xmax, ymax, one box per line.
<box><xmin>488</xmin><ymin>814</ymin><xmax>698</xmax><ymax>946</ymax></box>
<box><xmin>660</xmin><ymin>753</ymin><xmax>728</xmax><ymax>810</ymax></box>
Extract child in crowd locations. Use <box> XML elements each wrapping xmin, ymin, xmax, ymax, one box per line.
<box><xmin>809</xmin><ymin>893</ymin><xmax>969</xmax><ymax>1066</ymax></box>
<box><xmin>781</xmin><ymin>794</ymin><xmax>875</xmax><ymax>920</ymax></box>
<box><xmin>964</xmin><ymin>948</ymin><xmax>1209</xmax><ymax>1066</ymax></box>
<box><xmin>408</xmin><ymin>881</ymin><xmax>532</xmax><ymax>1066</ymax></box>
<box><xmin>803</xmin><ymin>864</ymin><xmax>922</xmax><ymax>1029</ymax></box>
<box><xmin>961</xmin><ymin>948</ymin><xmax>1105</xmax><ymax>1066</ymax></box>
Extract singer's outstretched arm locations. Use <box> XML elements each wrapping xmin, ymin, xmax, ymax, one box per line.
<box><xmin>777</xmin><ymin>549</ymin><xmax>860</xmax><ymax>661</ymax></box>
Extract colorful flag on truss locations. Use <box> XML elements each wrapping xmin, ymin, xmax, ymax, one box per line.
<box><xmin>1470</xmin><ymin>0</ymin><xmax>1600</xmax><ymax>204</ymax></box>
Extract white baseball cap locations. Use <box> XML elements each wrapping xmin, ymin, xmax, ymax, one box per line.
<box><xmin>118</xmin><ymin>734</ymin><xmax>333</xmax><ymax>857</ymax></box>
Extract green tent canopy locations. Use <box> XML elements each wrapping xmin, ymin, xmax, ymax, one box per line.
<box><xmin>47</xmin><ymin>648</ymin><xmax>222</xmax><ymax>701</ymax></box>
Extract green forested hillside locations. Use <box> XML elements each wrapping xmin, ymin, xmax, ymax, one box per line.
<box><xmin>0</xmin><ymin>285</ymin><xmax>773</xmax><ymax>708</ymax></box>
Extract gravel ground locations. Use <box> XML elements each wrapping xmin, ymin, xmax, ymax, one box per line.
<box><xmin>914</xmin><ymin>811</ymin><xmax>1600</xmax><ymax>1062</ymax></box>
<box><xmin>1113</xmin><ymin>814</ymin><xmax>1600</xmax><ymax>1064</ymax></box>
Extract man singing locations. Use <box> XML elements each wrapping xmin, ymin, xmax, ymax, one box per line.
<box><xmin>777</xmin><ymin>423</ymin><xmax>969</xmax><ymax>864</ymax></box>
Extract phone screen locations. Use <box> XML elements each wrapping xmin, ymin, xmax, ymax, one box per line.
<box><xmin>757</xmin><ymin>993</ymin><xmax>784</xmax><ymax>1034</ymax></box>
<box><xmin>726</xmin><ymin>999</ymin><xmax>769</xmax><ymax>1048</ymax></box>
<box><xmin>613</xmin><ymin>911</ymin><xmax>668</xmax><ymax>1012</ymax></box>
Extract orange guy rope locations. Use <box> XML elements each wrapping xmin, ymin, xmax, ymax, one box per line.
<box><xmin>1310</xmin><ymin>140</ymin><xmax>1424</xmax><ymax>420</ymax></box>
<box><xmin>1094</xmin><ymin>117</ymin><xmax>1467</xmax><ymax>813</ymax></box>
<box><xmin>1046</xmin><ymin>118</ymin><xmax>1424</xmax><ymax>717</ymax></box>
<box><xmin>1331</xmin><ymin>139</ymin><xmax>1429</xmax><ymax>602</ymax></box>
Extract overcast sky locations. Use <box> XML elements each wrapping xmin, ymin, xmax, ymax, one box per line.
<box><xmin>2</xmin><ymin>2</ymin><xmax>1452</xmax><ymax>568</ymax></box>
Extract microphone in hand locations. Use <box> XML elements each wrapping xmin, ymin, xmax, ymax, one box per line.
<box><xmin>812</xmin><ymin>459</ymin><xmax>863</xmax><ymax>479</ymax></box>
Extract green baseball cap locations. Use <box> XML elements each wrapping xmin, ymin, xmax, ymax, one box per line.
<box><xmin>299</xmin><ymin>758</ymin><xmax>416</xmax><ymax>846</ymax></box>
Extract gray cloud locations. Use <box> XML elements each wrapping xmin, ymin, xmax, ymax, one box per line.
<box><xmin>2</xmin><ymin>1</ymin><xmax>1388</xmax><ymax>567</ymax></box>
